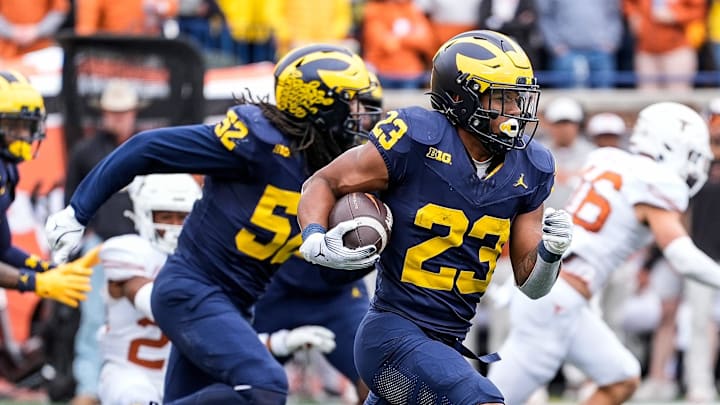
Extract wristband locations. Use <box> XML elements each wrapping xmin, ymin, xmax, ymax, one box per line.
<box><xmin>24</xmin><ymin>254</ymin><xmax>52</xmax><ymax>272</ymax></box>
<box><xmin>301</xmin><ymin>223</ymin><xmax>327</xmax><ymax>241</ymax></box>
<box><xmin>538</xmin><ymin>241</ymin><xmax>562</xmax><ymax>263</ymax></box>
<box><xmin>17</xmin><ymin>270</ymin><xmax>36</xmax><ymax>293</ymax></box>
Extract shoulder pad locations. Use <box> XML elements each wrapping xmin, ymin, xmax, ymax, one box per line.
<box><xmin>100</xmin><ymin>235</ymin><xmax>154</xmax><ymax>282</ymax></box>
<box><xmin>403</xmin><ymin>107</ymin><xmax>449</xmax><ymax>146</ymax></box>
<box><xmin>627</xmin><ymin>156</ymin><xmax>689</xmax><ymax>212</ymax></box>
<box><xmin>524</xmin><ymin>139</ymin><xmax>555</xmax><ymax>174</ymax></box>
<box><xmin>230</xmin><ymin>104</ymin><xmax>285</xmax><ymax>146</ymax></box>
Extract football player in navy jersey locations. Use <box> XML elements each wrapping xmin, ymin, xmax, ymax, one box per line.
<box><xmin>0</xmin><ymin>70</ymin><xmax>93</xmax><ymax>308</ymax></box>
<box><xmin>44</xmin><ymin>45</ymin><xmax>382</xmax><ymax>405</ymax></box>
<box><xmin>252</xmin><ymin>74</ymin><xmax>383</xmax><ymax>404</ymax></box>
<box><xmin>297</xmin><ymin>30</ymin><xmax>574</xmax><ymax>404</ymax></box>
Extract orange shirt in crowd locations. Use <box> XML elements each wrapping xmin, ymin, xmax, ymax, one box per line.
<box><xmin>623</xmin><ymin>0</ymin><xmax>706</xmax><ymax>53</ymax></box>
<box><xmin>362</xmin><ymin>0</ymin><xmax>436</xmax><ymax>77</ymax></box>
<box><xmin>75</xmin><ymin>0</ymin><xmax>178</xmax><ymax>36</ymax></box>
<box><xmin>0</xmin><ymin>0</ymin><xmax>69</xmax><ymax>59</ymax></box>
<box><xmin>431</xmin><ymin>23</ymin><xmax>477</xmax><ymax>50</ymax></box>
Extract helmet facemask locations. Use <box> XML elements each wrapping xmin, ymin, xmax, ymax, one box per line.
<box><xmin>335</xmin><ymin>85</ymin><xmax>383</xmax><ymax>146</ymax></box>
<box><xmin>148</xmin><ymin>213</ymin><xmax>186</xmax><ymax>255</ymax></box>
<box><xmin>125</xmin><ymin>208</ymin><xmax>187</xmax><ymax>255</ymax></box>
<box><xmin>459</xmin><ymin>74</ymin><xmax>540</xmax><ymax>154</ymax></box>
<box><xmin>125</xmin><ymin>174</ymin><xmax>202</xmax><ymax>254</ymax></box>
<box><xmin>0</xmin><ymin>106</ymin><xmax>46</xmax><ymax>163</ymax></box>
<box><xmin>684</xmin><ymin>147</ymin><xmax>711</xmax><ymax>196</ymax></box>
<box><xmin>0</xmin><ymin>71</ymin><xmax>47</xmax><ymax>163</ymax></box>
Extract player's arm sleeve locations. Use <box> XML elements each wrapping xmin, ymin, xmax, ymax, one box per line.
<box><xmin>0</xmin><ymin>217</ymin><xmax>26</xmax><ymax>267</ymax></box>
<box><xmin>664</xmin><ymin>236</ymin><xmax>720</xmax><ymax>289</ymax></box>
<box><xmin>0</xmin><ymin>215</ymin><xmax>50</xmax><ymax>271</ymax></box>
<box><xmin>518</xmin><ymin>245</ymin><xmax>561</xmax><ymax>299</ymax></box>
<box><xmin>133</xmin><ymin>282</ymin><xmax>154</xmax><ymax>321</ymax></box>
<box><xmin>69</xmin><ymin>124</ymin><xmax>250</xmax><ymax>226</ymax></box>
<box><xmin>64</xmin><ymin>141</ymin><xmax>97</xmax><ymax>205</ymax></box>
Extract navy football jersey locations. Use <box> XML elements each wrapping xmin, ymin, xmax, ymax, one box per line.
<box><xmin>70</xmin><ymin>104</ymin><xmax>313</xmax><ymax>305</ymax></box>
<box><xmin>271</xmin><ymin>256</ymin><xmax>348</xmax><ymax>293</ymax></box>
<box><xmin>368</xmin><ymin>107</ymin><xmax>555</xmax><ymax>338</ymax></box>
<box><xmin>0</xmin><ymin>161</ymin><xmax>48</xmax><ymax>271</ymax></box>
<box><xmin>0</xmin><ymin>162</ymin><xmax>17</xmax><ymax>213</ymax></box>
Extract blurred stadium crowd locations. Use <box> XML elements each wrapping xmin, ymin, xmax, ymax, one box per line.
<box><xmin>2</xmin><ymin>0</ymin><xmax>720</xmax><ymax>89</ymax></box>
<box><xmin>2</xmin><ymin>0</ymin><xmax>720</xmax><ymax>404</ymax></box>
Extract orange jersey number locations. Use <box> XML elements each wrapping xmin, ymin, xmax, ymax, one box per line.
<box><xmin>567</xmin><ymin>169</ymin><xmax>622</xmax><ymax>232</ymax></box>
<box><xmin>128</xmin><ymin>317</ymin><xmax>170</xmax><ymax>370</ymax></box>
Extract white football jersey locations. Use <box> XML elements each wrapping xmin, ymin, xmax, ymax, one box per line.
<box><xmin>564</xmin><ymin>147</ymin><xmax>689</xmax><ymax>293</ymax></box>
<box><xmin>99</xmin><ymin>234</ymin><xmax>169</xmax><ymax>390</ymax></box>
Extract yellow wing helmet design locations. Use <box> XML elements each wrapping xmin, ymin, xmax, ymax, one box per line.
<box><xmin>429</xmin><ymin>30</ymin><xmax>540</xmax><ymax>155</ymax></box>
<box><xmin>0</xmin><ymin>71</ymin><xmax>46</xmax><ymax>162</ymax></box>
<box><xmin>274</xmin><ymin>44</ymin><xmax>380</xmax><ymax>145</ymax></box>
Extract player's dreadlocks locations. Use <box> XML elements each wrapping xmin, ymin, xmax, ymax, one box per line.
<box><xmin>234</xmin><ymin>91</ymin><xmax>350</xmax><ymax>175</ymax></box>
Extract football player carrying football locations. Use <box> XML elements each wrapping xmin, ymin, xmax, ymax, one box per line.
<box><xmin>298</xmin><ymin>30</ymin><xmax>573</xmax><ymax>404</ymax></box>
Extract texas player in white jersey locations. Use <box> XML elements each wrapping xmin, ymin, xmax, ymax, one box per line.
<box><xmin>98</xmin><ymin>174</ymin><xmax>337</xmax><ymax>405</ymax></box>
<box><xmin>489</xmin><ymin>102</ymin><xmax>720</xmax><ymax>405</ymax></box>
<box><xmin>97</xmin><ymin>174</ymin><xmax>201</xmax><ymax>405</ymax></box>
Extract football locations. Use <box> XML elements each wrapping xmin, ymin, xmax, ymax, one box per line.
<box><xmin>329</xmin><ymin>192</ymin><xmax>393</xmax><ymax>253</ymax></box>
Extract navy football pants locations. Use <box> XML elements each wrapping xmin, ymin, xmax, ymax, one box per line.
<box><xmin>151</xmin><ymin>258</ymin><xmax>287</xmax><ymax>403</ymax></box>
<box><xmin>354</xmin><ymin>308</ymin><xmax>504</xmax><ymax>405</ymax></box>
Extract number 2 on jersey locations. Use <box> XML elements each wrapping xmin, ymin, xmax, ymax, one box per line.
<box><xmin>401</xmin><ymin>204</ymin><xmax>510</xmax><ymax>294</ymax></box>
<box><xmin>128</xmin><ymin>318</ymin><xmax>169</xmax><ymax>370</ymax></box>
<box><xmin>214</xmin><ymin>109</ymin><xmax>249</xmax><ymax>151</ymax></box>
<box><xmin>566</xmin><ymin>168</ymin><xmax>622</xmax><ymax>232</ymax></box>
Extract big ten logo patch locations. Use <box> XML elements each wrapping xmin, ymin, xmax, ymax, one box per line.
<box><xmin>426</xmin><ymin>147</ymin><xmax>452</xmax><ymax>165</ymax></box>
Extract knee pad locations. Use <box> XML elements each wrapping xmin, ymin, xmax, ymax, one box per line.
<box><xmin>164</xmin><ymin>383</ymin><xmax>286</xmax><ymax>405</ymax></box>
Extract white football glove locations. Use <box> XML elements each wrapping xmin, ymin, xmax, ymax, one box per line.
<box><xmin>541</xmin><ymin>207</ymin><xmax>573</xmax><ymax>256</ymax></box>
<box><xmin>45</xmin><ymin>206</ymin><xmax>86</xmax><ymax>264</ymax></box>
<box><xmin>299</xmin><ymin>220</ymin><xmax>379</xmax><ymax>270</ymax></box>
<box><xmin>268</xmin><ymin>325</ymin><xmax>336</xmax><ymax>357</ymax></box>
